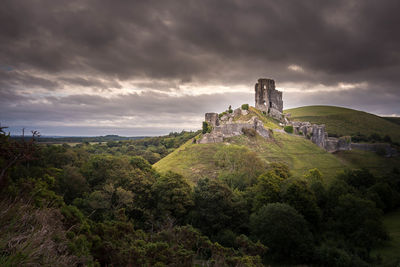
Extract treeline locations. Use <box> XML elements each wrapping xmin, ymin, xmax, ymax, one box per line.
<box><xmin>12</xmin><ymin>134</ymin><xmax>145</xmax><ymax>143</ymax></box>
<box><xmin>1</xmin><ymin>130</ymin><xmax>400</xmax><ymax>266</ymax></box>
<box><xmin>38</xmin><ymin>130</ymin><xmax>199</xmax><ymax>165</ymax></box>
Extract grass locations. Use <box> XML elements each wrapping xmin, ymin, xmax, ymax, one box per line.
<box><xmin>285</xmin><ymin>105</ymin><xmax>400</xmax><ymax>143</ymax></box>
<box><xmin>371</xmin><ymin>209</ymin><xmax>400</xmax><ymax>266</ymax></box>
<box><xmin>154</xmin><ymin>132</ymin><xmax>347</xmax><ymax>183</ymax></box>
<box><xmin>383</xmin><ymin>117</ymin><xmax>400</xmax><ymax>126</ymax></box>
<box><xmin>334</xmin><ymin>150</ymin><xmax>400</xmax><ymax>177</ymax></box>
<box><xmin>153</xmin><ymin>139</ymin><xmax>226</xmax><ymax>184</ymax></box>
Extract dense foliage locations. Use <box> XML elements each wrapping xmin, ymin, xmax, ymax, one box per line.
<box><xmin>1</xmin><ymin>128</ymin><xmax>400</xmax><ymax>266</ymax></box>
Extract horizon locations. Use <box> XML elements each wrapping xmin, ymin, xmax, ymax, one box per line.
<box><xmin>1</xmin><ymin>0</ymin><xmax>400</xmax><ymax>136</ymax></box>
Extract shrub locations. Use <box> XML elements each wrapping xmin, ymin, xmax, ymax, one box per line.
<box><xmin>219</xmin><ymin>111</ymin><xmax>227</xmax><ymax>118</ymax></box>
<box><xmin>242</xmin><ymin>128</ymin><xmax>256</xmax><ymax>137</ymax></box>
<box><xmin>228</xmin><ymin>105</ymin><xmax>233</xmax><ymax>114</ymax></box>
<box><xmin>383</xmin><ymin>135</ymin><xmax>392</xmax><ymax>143</ymax></box>
<box><xmin>202</xmin><ymin>121</ymin><xmax>212</xmax><ymax>134</ymax></box>
<box><xmin>376</xmin><ymin>147</ymin><xmax>386</xmax><ymax>156</ymax></box>
<box><xmin>284</xmin><ymin>126</ymin><xmax>293</xmax><ymax>134</ymax></box>
<box><xmin>369</xmin><ymin>133</ymin><xmax>382</xmax><ymax>143</ymax></box>
<box><xmin>241</xmin><ymin>104</ymin><xmax>249</xmax><ymax>110</ymax></box>
<box><xmin>298</xmin><ymin>131</ymin><xmax>303</xmax><ymax>135</ymax></box>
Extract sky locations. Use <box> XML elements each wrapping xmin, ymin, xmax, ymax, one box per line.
<box><xmin>1</xmin><ymin>0</ymin><xmax>400</xmax><ymax>136</ymax></box>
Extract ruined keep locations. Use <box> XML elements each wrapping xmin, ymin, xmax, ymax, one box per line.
<box><xmin>197</xmin><ymin>78</ymin><xmax>354</xmax><ymax>153</ymax></box>
<box><xmin>255</xmin><ymin>78</ymin><xmax>283</xmax><ymax>120</ymax></box>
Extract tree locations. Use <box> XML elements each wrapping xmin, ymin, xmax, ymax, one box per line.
<box><xmin>58</xmin><ymin>165</ymin><xmax>89</xmax><ymax>203</ymax></box>
<box><xmin>337</xmin><ymin>169</ymin><xmax>376</xmax><ymax>190</ymax></box>
<box><xmin>250</xmin><ymin>203</ymin><xmax>314</xmax><ymax>262</ymax></box>
<box><xmin>251</xmin><ymin>171</ymin><xmax>284</xmax><ymax>211</ymax></box>
<box><xmin>0</xmin><ymin>127</ymin><xmax>39</xmax><ymax>186</ymax></box>
<box><xmin>190</xmin><ymin>178</ymin><xmax>247</xmax><ymax>237</ymax></box>
<box><xmin>152</xmin><ymin>171</ymin><xmax>194</xmax><ymax>222</ymax></box>
<box><xmin>332</xmin><ymin>194</ymin><xmax>387</xmax><ymax>252</ymax></box>
<box><xmin>283</xmin><ymin>180</ymin><xmax>322</xmax><ymax>229</ymax></box>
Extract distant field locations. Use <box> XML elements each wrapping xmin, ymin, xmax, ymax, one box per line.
<box><xmin>371</xmin><ymin>209</ymin><xmax>400</xmax><ymax>266</ymax></box>
<box><xmin>285</xmin><ymin>106</ymin><xmax>400</xmax><ymax>143</ymax></box>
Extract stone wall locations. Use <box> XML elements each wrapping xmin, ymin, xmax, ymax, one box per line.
<box><xmin>290</xmin><ymin>121</ymin><xmax>353</xmax><ymax>152</ymax></box>
<box><xmin>325</xmin><ymin>136</ymin><xmax>352</xmax><ymax>152</ymax></box>
<box><xmin>311</xmin><ymin>124</ymin><xmax>327</xmax><ymax>149</ymax></box>
<box><xmin>198</xmin><ymin>114</ymin><xmax>270</xmax><ymax>144</ymax></box>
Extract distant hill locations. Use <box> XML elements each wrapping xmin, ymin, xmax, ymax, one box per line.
<box><xmin>383</xmin><ymin>116</ymin><xmax>400</xmax><ymax>126</ymax></box>
<box><xmin>284</xmin><ymin>106</ymin><xmax>400</xmax><ymax>143</ymax></box>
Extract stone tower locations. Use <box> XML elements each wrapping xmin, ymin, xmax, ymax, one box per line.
<box><xmin>255</xmin><ymin>78</ymin><xmax>283</xmax><ymax>119</ymax></box>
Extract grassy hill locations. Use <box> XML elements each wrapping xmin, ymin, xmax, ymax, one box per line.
<box><xmin>383</xmin><ymin>116</ymin><xmax>400</xmax><ymax>126</ymax></box>
<box><xmin>154</xmin><ymin>108</ymin><xmax>348</xmax><ymax>183</ymax></box>
<box><xmin>284</xmin><ymin>106</ymin><xmax>400</xmax><ymax>143</ymax></box>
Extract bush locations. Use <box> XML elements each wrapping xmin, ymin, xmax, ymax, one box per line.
<box><xmin>284</xmin><ymin>126</ymin><xmax>293</xmax><ymax>134</ymax></box>
<box><xmin>369</xmin><ymin>133</ymin><xmax>382</xmax><ymax>143</ymax></box>
<box><xmin>228</xmin><ymin>105</ymin><xmax>233</xmax><ymax>114</ymax></box>
<box><xmin>202</xmin><ymin>121</ymin><xmax>212</xmax><ymax>134</ymax></box>
<box><xmin>219</xmin><ymin>111</ymin><xmax>227</xmax><ymax>118</ymax></box>
<box><xmin>250</xmin><ymin>203</ymin><xmax>314</xmax><ymax>262</ymax></box>
<box><xmin>241</xmin><ymin>104</ymin><xmax>249</xmax><ymax>110</ymax></box>
<box><xmin>383</xmin><ymin>135</ymin><xmax>392</xmax><ymax>143</ymax></box>
<box><xmin>242</xmin><ymin>128</ymin><xmax>256</xmax><ymax>137</ymax></box>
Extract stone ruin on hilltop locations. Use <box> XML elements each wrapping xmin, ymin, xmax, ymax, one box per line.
<box><xmin>198</xmin><ymin>78</ymin><xmax>384</xmax><ymax>154</ymax></box>
<box><xmin>255</xmin><ymin>78</ymin><xmax>283</xmax><ymax>120</ymax></box>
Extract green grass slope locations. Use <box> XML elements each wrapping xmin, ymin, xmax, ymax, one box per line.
<box><xmin>383</xmin><ymin>116</ymin><xmax>400</xmax><ymax>126</ymax></box>
<box><xmin>285</xmin><ymin>106</ymin><xmax>400</xmax><ymax>143</ymax></box>
<box><xmin>154</xmin><ymin>132</ymin><xmax>346</xmax><ymax>184</ymax></box>
<box><xmin>334</xmin><ymin>150</ymin><xmax>400</xmax><ymax>177</ymax></box>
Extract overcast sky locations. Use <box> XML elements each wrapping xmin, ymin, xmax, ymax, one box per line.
<box><xmin>1</xmin><ymin>0</ymin><xmax>399</xmax><ymax>136</ymax></box>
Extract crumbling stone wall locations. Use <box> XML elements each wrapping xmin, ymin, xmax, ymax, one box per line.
<box><xmin>325</xmin><ymin>136</ymin><xmax>352</xmax><ymax>152</ymax></box>
<box><xmin>311</xmin><ymin>125</ymin><xmax>327</xmax><ymax>149</ymax></box>
<box><xmin>255</xmin><ymin>78</ymin><xmax>283</xmax><ymax>120</ymax></box>
<box><xmin>205</xmin><ymin>113</ymin><xmax>219</xmax><ymax>127</ymax></box>
<box><xmin>198</xmin><ymin>111</ymin><xmax>270</xmax><ymax>144</ymax></box>
<box><xmin>291</xmin><ymin>121</ymin><xmax>352</xmax><ymax>152</ymax></box>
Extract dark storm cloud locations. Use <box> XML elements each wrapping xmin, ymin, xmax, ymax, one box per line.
<box><xmin>2</xmin><ymin>0</ymin><xmax>399</xmax><ymax>82</ymax></box>
<box><xmin>1</xmin><ymin>0</ymin><xmax>400</xmax><ymax>134</ymax></box>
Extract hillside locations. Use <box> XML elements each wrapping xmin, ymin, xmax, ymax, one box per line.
<box><xmin>284</xmin><ymin>105</ymin><xmax>400</xmax><ymax>143</ymax></box>
<box><xmin>154</xmin><ymin>108</ymin><xmax>347</xmax><ymax>183</ymax></box>
<box><xmin>383</xmin><ymin>116</ymin><xmax>400</xmax><ymax>126</ymax></box>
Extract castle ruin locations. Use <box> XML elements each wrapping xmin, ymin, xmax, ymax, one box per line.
<box><xmin>255</xmin><ymin>78</ymin><xmax>283</xmax><ymax>120</ymax></box>
<box><xmin>197</xmin><ymin>78</ymin><xmax>354</xmax><ymax>154</ymax></box>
